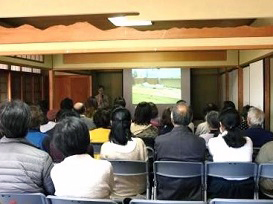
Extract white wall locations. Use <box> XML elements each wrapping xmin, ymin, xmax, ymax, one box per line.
<box><xmin>243</xmin><ymin>66</ymin><xmax>250</xmax><ymax>106</ymax></box>
<box><xmin>220</xmin><ymin>74</ymin><xmax>226</xmax><ymax>107</ymax></box>
<box><xmin>228</xmin><ymin>69</ymin><xmax>238</xmax><ymax>108</ymax></box>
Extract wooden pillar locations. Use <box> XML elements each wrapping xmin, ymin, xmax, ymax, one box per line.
<box><xmin>264</xmin><ymin>58</ymin><xmax>270</xmax><ymax>130</ymax></box>
<box><xmin>7</xmin><ymin>72</ymin><xmax>11</xmax><ymax>101</ymax></box>
<box><xmin>31</xmin><ymin>75</ymin><xmax>35</xmax><ymax>104</ymax></box>
<box><xmin>20</xmin><ymin>74</ymin><xmax>24</xmax><ymax>100</ymax></box>
<box><xmin>49</xmin><ymin>70</ymin><xmax>54</xmax><ymax>110</ymax></box>
<box><xmin>238</xmin><ymin>66</ymin><xmax>243</xmax><ymax>113</ymax></box>
<box><xmin>225</xmin><ymin>68</ymin><xmax>229</xmax><ymax>100</ymax></box>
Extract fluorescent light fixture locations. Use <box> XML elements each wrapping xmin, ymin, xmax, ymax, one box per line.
<box><xmin>108</xmin><ymin>16</ymin><xmax>152</xmax><ymax>27</ymax></box>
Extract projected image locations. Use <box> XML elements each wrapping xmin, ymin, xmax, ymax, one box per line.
<box><xmin>132</xmin><ymin>68</ymin><xmax>181</xmax><ymax>104</ymax></box>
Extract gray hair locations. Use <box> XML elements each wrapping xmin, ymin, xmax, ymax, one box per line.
<box><xmin>247</xmin><ymin>107</ymin><xmax>264</xmax><ymax>126</ymax></box>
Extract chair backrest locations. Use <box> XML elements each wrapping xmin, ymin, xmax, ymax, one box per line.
<box><xmin>0</xmin><ymin>193</ymin><xmax>47</xmax><ymax>204</ymax></box>
<box><xmin>130</xmin><ymin>199</ymin><xmax>206</xmax><ymax>204</ymax></box>
<box><xmin>210</xmin><ymin>198</ymin><xmax>273</xmax><ymax>204</ymax></box>
<box><xmin>153</xmin><ymin>161</ymin><xmax>204</xmax><ymax>200</ymax></box>
<box><xmin>146</xmin><ymin>146</ymin><xmax>155</xmax><ymax>160</ymax></box>
<box><xmin>257</xmin><ymin>163</ymin><xmax>273</xmax><ymax>198</ymax></box>
<box><xmin>92</xmin><ymin>143</ymin><xmax>103</xmax><ymax>154</ymax></box>
<box><xmin>108</xmin><ymin>160</ymin><xmax>149</xmax><ymax>198</ymax></box>
<box><xmin>47</xmin><ymin>195</ymin><xmax>117</xmax><ymax>204</ymax></box>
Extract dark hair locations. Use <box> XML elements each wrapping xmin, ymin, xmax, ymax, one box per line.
<box><xmin>134</xmin><ymin>102</ymin><xmax>152</xmax><ymax>125</ymax></box>
<box><xmin>74</xmin><ymin>103</ymin><xmax>86</xmax><ymax>115</ymax></box>
<box><xmin>161</xmin><ymin>107</ymin><xmax>173</xmax><ymax>126</ymax></box>
<box><xmin>56</xmin><ymin>109</ymin><xmax>80</xmax><ymax>122</ymax></box>
<box><xmin>109</xmin><ymin>108</ymin><xmax>132</xmax><ymax>145</ymax></box>
<box><xmin>223</xmin><ymin>101</ymin><xmax>236</xmax><ymax>111</ymax></box>
<box><xmin>113</xmin><ymin>96</ymin><xmax>126</xmax><ymax>108</ymax></box>
<box><xmin>38</xmin><ymin>100</ymin><xmax>49</xmax><ymax>115</ymax></box>
<box><xmin>172</xmin><ymin>103</ymin><xmax>192</xmax><ymax>126</ymax></box>
<box><xmin>53</xmin><ymin>117</ymin><xmax>90</xmax><ymax>157</ymax></box>
<box><xmin>176</xmin><ymin>99</ymin><xmax>187</xmax><ymax>104</ymax></box>
<box><xmin>60</xmin><ymin>98</ymin><xmax>74</xmax><ymax>110</ymax></box>
<box><xmin>241</xmin><ymin>105</ymin><xmax>252</xmax><ymax>120</ymax></box>
<box><xmin>219</xmin><ymin>108</ymin><xmax>246</xmax><ymax>148</ymax></box>
<box><xmin>203</xmin><ymin>103</ymin><xmax>218</xmax><ymax>118</ymax></box>
<box><xmin>29</xmin><ymin>105</ymin><xmax>44</xmax><ymax>129</ymax></box>
<box><xmin>85</xmin><ymin>96</ymin><xmax>98</xmax><ymax>118</ymax></box>
<box><xmin>93</xmin><ymin>108</ymin><xmax>110</xmax><ymax>128</ymax></box>
<box><xmin>206</xmin><ymin>111</ymin><xmax>220</xmax><ymax>129</ymax></box>
<box><xmin>0</xmin><ymin>100</ymin><xmax>30</xmax><ymax>138</ymax></box>
<box><xmin>149</xmin><ymin>102</ymin><xmax>158</xmax><ymax>119</ymax></box>
<box><xmin>98</xmin><ymin>85</ymin><xmax>105</xmax><ymax>90</ymax></box>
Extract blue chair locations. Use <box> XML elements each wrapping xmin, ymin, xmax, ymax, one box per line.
<box><xmin>130</xmin><ymin>200</ymin><xmax>206</xmax><ymax>204</ymax></box>
<box><xmin>205</xmin><ymin>162</ymin><xmax>258</xmax><ymax>199</ymax></box>
<box><xmin>257</xmin><ymin>163</ymin><xmax>273</xmax><ymax>198</ymax></box>
<box><xmin>0</xmin><ymin>193</ymin><xmax>47</xmax><ymax>204</ymax></box>
<box><xmin>210</xmin><ymin>198</ymin><xmax>273</xmax><ymax>204</ymax></box>
<box><xmin>153</xmin><ymin>161</ymin><xmax>204</xmax><ymax>201</ymax></box>
<box><xmin>47</xmin><ymin>195</ymin><xmax>117</xmax><ymax>203</ymax></box>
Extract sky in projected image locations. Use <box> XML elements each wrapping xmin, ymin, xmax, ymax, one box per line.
<box><xmin>132</xmin><ymin>68</ymin><xmax>181</xmax><ymax>104</ymax></box>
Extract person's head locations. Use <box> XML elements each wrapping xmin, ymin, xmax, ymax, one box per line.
<box><xmin>29</xmin><ymin>105</ymin><xmax>44</xmax><ymax>129</ymax></box>
<box><xmin>176</xmin><ymin>99</ymin><xmax>187</xmax><ymax>105</ymax></box>
<box><xmin>0</xmin><ymin>100</ymin><xmax>30</xmax><ymax>138</ymax></box>
<box><xmin>134</xmin><ymin>102</ymin><xmax>153</xmax><ymax>125</ymax></box>
<box><xmin>206</xmin><ymin>111</ymin><xmax>220</xmax><ymax>130</ymax></box>
<box><xmin>241</xmin><ymin>105</ymin><xmax>252</xmax><ymax>121</ymax></box>
<box><xmin>171</xmin><ymin>103</ymin><xmax>193</xmax><ymax>126</ymax></box>
<box><xmin>85</xmin><ymin>96</ymin><xmax>98</xmax><ymax>110</ymax></box>
<box><xmin>60</xmin><ymin>97</ymin><xmax>74</xmax><ymax>110</ymax></box>
<box><xmin>38</xmin><ymin>100</ymin><xmax>49</xmax><ymax>115</ymax></box>
<box><xmin>161</xmin><ymin>107</ymin><xmax>173</xmax><ymax>126</ymax></box>
<box><xmin>98</xmin><ymin>85</ymin><xmax>105</xmax><ymax>95</ymax></box>
<box><xmin>109</xmin><ymin>107</ymin><xmax>132</xmax><ymax>145</ymax></box>
<box><xmin>56</xmin><ymin>109</ymin><xmax>80</xmax><ymax>122</ymax></box>
<box><xmin>219</xmin><ymin>108</ymin><xmax>246</xmax><ymax>148</ymax></box>
<box><xmin>53</xmin><ymin>117</ymin><xmax>90</xmax><ymax>157</ymax></box>
<box><xmin>247</xmin><ymin>107</ymin><xmax>264</xmax><ymax>127</ymax></box>
<box><xmin>149</xmin><ymin>102</ymin><xmax>158</xmax><ymax>119</ymax></box>
<box><xmin>47</xmin><ymin>109</ymin><xmax>58</xmax><ymax>121</ymax></box>
<box><xmin>113</xmin><ymin>96</ymin><xmax>126</xmax><ymax>108</ymax></box>
<box><xmin>93</xmin><ymin>108</ymin><xmax>110</xmax><ymax>128</ymax></box>
<box><xmin>74</xmin><ymin>102</ymin><xmax>86</xmax><ymax>115</ymax></box>
<box><xmin>203</xmin><ymin>103</ymin><xmax>218</xmax><ymax>119</ymax></box>
<box><xmin>222</xmin><ymin>101</ymin><xmax>236</xmax><ymax>111</ymax></box>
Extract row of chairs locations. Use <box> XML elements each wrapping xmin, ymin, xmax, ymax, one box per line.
<box><xmin>1</xmin><ymin>193</ymin><xmax>273</xmax><ymax>204</ymax></box>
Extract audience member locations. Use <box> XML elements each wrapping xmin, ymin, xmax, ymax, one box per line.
<box><xmin>0</xmin><ymin>100</ymin><xmax>54</xmax><ymax>194</ymax></box>
<box><xmin>149</xmin><ymin>102</ymin><xmax>160</xmax><ymax>127</ymax></box>
<box><xmin>131</xmin><ymin>102</ymin><xmax>158</xmax><ymax>148</ymax></box>
<box><xmin>26</xmin><ymin>105</ymin><xmax>48</xmax><ymax>150</ymax></box>
<box><xmin>176</xmin><ymin>99</ymin><xmax>195</xmax><ymax>133</ymax></box>
<box><xmin>222</xmin><ymin>100</ymin><xmax>236</xmax><ymax>111</ymax></box>
<box><xmin>159</xmin><ymin>107</ymin><xmax>174</xmax><ymax>135</ymax></box>
<box><xmin>245</xmin><ymin>107</ymin><xmax>273</xmax><ymax>147</ymax></box>
<box><xmin>154</xmin><ymin>103</ymin><xmax>206</xmax><ymax>200</ymax></box>
<box><xmin>51</xmin><ymin>117</ymin><xmax>113</xmax><ymax>199</ymax></box>
<box><xmin>74</xmin><ymin>102</ymin><xmax>96</xmax><ymax>130</ymax></box>
<box><xmin>40</xmin><ymin>109</ymin><xmax>58</xmax><ymax>133</ymax></box>
<box><xmin>195</xmin><ymin>103</ymin><xmax>218</xmax><ymax>136</ymax></box>
<box><xmin>100</xmin><ymin>107</ymin><xmax>147</xmax><ymax>198</ymax></box>
<box><xmin>60</xmin><ymin>97</ymin><xmax>74</xmax><ymax>110</ymax></box>
<box><xmin>256</xmin><ymin>140</ymin><xmax>273</xmax><ymax>197</ymax></box>
<box><xmin>113</xmin><ymin>96</ymin><xmax>126</xmax><ymax>109</ymax></box>
<box><xmin>38</xmin><ymin>99</ymin><xmax>49</xmax><ymax>124</ymax></box>
<box><xmin>207</xmin><ymin>108</ymin><xmax>253</xmax><ymax>199</ymax></box>
<box><xmin>95</xmin><ymin>85</ymin><xmax>110</xmax><ymax>109</ymax></box>
<box><xmin>199</xmin><ymin>111</ymin><xmax>220</xmax><ymax>146</ymax></box>
<box><xmin>239</xmin><ymin>105</ymin><xmax>252</xmax><ymax>130</ymax></box>
<box><xmin>85</xmin><ymin>96</ymin><xmax>98</xmax><ymax>118</ymax></box>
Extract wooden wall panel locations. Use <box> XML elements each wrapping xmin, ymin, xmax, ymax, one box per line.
<box><xmin>264</xmin><ymin>58</ymin><xmax>270</xmax><ymax>130</ymax></box>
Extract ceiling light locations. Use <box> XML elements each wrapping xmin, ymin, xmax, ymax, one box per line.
<box><xmin>108</xmin><ymin>16</ymin><xmax>152</xmax><ymax>27</ymax></box>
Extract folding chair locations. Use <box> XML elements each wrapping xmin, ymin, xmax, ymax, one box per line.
<box><xmin>108</xmin><ymin>160</ymin><xmax>150</xmax><ymax>199</ymax></box>
<box><xmin>210</xmin><ymin>198</ymin><xmax>273</xmax><ymax>204</ymax></box>
<box><xmin>205</xmin><ymin>162</ymin><xmax>258</xmax><ymax>200</ymax></box>
<box><xmin>0</xmin><ymin>193</ymin><xmax>47</xmax><ymax>204</ymax></box>
<box><xmin>257</xmin><ymin>163</ymin><xmax>273</xmax><ymax>198</ymax></box>
<box><xmin>153</xmin><ymin>161</ymin><xmax>204</xmax><ymax>201</ymax></box>
<box><xmin>130</xmin><ymin>199</ymin><xmax>206</xmax><ymax>204</ymax></box>
<box><xmin>92</xmin><ymin>142</ymin><xmax>103</xmax><ymax>159</ymax></box>
<box><xmin>47</xmin><ymin>195</ymin><xmax>117</xmax><ymax>203</ymax></box>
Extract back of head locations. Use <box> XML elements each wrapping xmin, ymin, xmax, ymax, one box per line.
<box><xmin>219</xmin><ymin>108</ymin><xmax>246</xmax><ymax>148</ymax></box>
<box><xmin>222</xmin><ymin>101</ymin><xmax>236</xmax><ymax>111</ymax></box>
<box><xmin>53</xmin><ymin>117</ymin><xmax>90</xmax><ymax>157</ymax></box>
<box><xmin>134</xmin><ymin>102</ymin><xmax>152</xmax><ymax>125</ymax></box>
<box><xmin>93</xmin><ymin>108</ymin><xmax>110</xmax><ymax>128</ymax></box>
<box><xmin>203</xmin><ymin>103</ymin><xmax>218</xmax><ymax>118</ymax></box>
<box><xmin>29</xmin><ymin>105</ymin><xmax>44</xmax><ymax>129</ymax></box>
<box><xmin>149</xmin><ymin>102</ymin><xmax>158</xmax><ymax>119</ymax></box>
<box><xmin>74</xmin><ymin>102</ymin><xmax>86</xmax><ymax>115</ymax></box>
<box><xmin>176</xmin><ymin>99</ymin><xmax>187</xmax><ymax>105</ymax></box>
<box><xmin>206</xmin><ymin>111</ymin><xmax>220</xmax><ymax>129</ymax></box>
<box><xmin>56</xmin><ymin>109</ymin><xmax>80</xmax><ymax>122</ymax></box>
<box><xmin>60</xmin><ymin>97</ymin><xmax>74</xmax><ymax>110</ymax></box>
<box><xmin>113</xmin><ymin>96</ymin><xmax>126</xmax><ymax>108</ymax></box>
<box><xmin>0</xmin><ymin>100</ymin><xmax>30</xmax><ymax>138</ymax></box>
<box><xmin>172</xmin><ymin>103</ymin><xmax>192</xmax><ymax>126</ymax></box>
<box><xmin>247</xmin><ymin>107</ymin><xmax>264</xmax><ymax>127</ymax></box>
<box><xmin>110</xmin><ymin>107</ymin><xmax>132</xmax><ymax>145</ymax></box>
<box><xmin>161</xmin><ymin>107</ymin><xmax>173</xmax><ymax>126</ymax></box>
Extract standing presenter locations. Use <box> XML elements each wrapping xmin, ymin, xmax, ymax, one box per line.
<box><xmin>95</xmin><ymin>85</ymin><xmax>109</xmax><ymax>109</ymax></box>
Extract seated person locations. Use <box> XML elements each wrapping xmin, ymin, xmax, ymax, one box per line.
<box><xmin>0</xmin><ymin>100</ymin><xmax>54</xmax><ymax>194</ymax></box>
<box><xmin>208</xmin><ymin>108</ymin><xmax>253</xmax><ymax>199</ymax></box>
<box><xmin>26</xmin><ymin>105</ymin><xmax>48</xmax><ymax>150</ymax></box>
<box><xmin>40</xmin><ymin>109</ymin><xmax>57</xmax><ymax>133</ymax></box>
<box><xmin>74</xmin><ymin>102</ymin><xmax>96</xmax><ymax>130</ymax></box>
<box><xmin>239</xmin><ymin>105</ymin><xmax>252</xmax><ymax>130</ymax></box>
<box><xmin>244</xmin><ymin>107</ymin><xmax>273</xmax><ymax>147</ymax></box>
<box><xmin>100</xmin><ymin>107</ymin><xmax>148</xmax><ymax>198</ymax></box>
<box><xmin>51</xmin><ymin>117</ymin><xmax>113</xmax><ymax>199</ymax></box>
<box><xmin>159</xmin><ymin>107</ymin><xmax>174</xmax><ymax>135</ymax></box>
<box><xmin>131</xmin><ymin>102</ymin><xmax>158</xmax><ymax>148</ymax></box>
<box><xmin>149</xmin><ymin>102</ymin><xmax>160</xmax><ymax>127</ymax></box>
